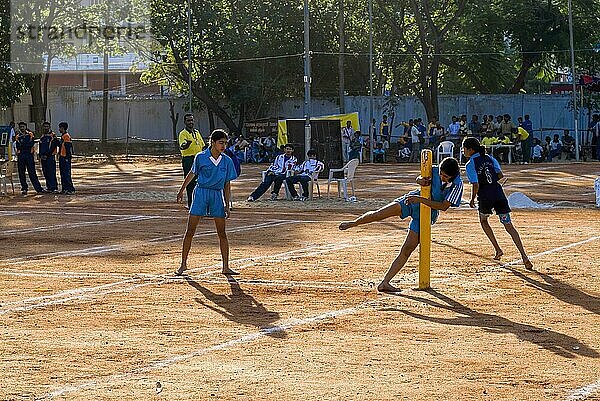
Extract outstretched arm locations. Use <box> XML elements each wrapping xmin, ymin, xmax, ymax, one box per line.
<box><xmin>406</xmin><ymin>196</ymin><xmax>451</xmax><ymax>211</ymax></box>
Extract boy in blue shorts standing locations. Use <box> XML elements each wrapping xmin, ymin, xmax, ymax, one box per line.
<box><xmin>176</xmin><ymin>129</ymin><xmax>239</xmax><ymax>276</ymax></box>
<box><xmin>339</xmin><ymin>157</ymin><xmax>463</xmax><ymax>292</ymax></box>
<box><xmin>462</xmin><ymin>137</ymin><xmax>533</xmax><ymax>269</ymax></box>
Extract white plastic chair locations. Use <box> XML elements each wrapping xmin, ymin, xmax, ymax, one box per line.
<box><xmin>0</xmin><ymin>160</ymin><xmax>15</xmax><ymax>195</ymax></box>
<box><xmin>327</xmin><ymin>158</ymin><xmax>359</xmax><ymax>200</ymax></box>
<box><xmin>436</xmin><ymin>141</ymin><xmax>454</xmax><ymax>165</ymax></box>
<box><xmin>308</xmin><ymin>164</ymin><xmax>324</xmax><ymax>200</ymax></box>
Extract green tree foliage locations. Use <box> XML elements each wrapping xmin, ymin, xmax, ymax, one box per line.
<box><xmin>0</xmin><ymin>0</ymin><xmax>27</xmax><ymax>109</ymax></box>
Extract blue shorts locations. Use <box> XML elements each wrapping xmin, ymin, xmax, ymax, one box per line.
<box><xmin>190</xmin><ymin>187</ymin><xmax>226</xmax><ymax>218</ymax></box>
<box><xmin>394</xmin><ymin>191</ymin><xmax>439</xmax><ymax>233</ymax></box>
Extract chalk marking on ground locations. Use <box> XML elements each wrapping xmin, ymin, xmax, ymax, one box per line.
<box><xmin>18</xmin><ymin>234</ymin><xmax>600</xmax><ymax>397</ymax></box>
<box><xmin>0</xmin><ymin>231</ymin><xmax>399</xmax><ymax>315</ymax></box>
<box><xmin>39</xmin><ymin>299</ymin><xmax>382</xmax><ymax>399</ymax></box>
<box><xmin>564</xmin><ymin>379</ymin><xmax>600</xmax><ymax>401</ymax></box>
<box><xmin>0</xmin><ymin>220</ymin><xmax>299</xmax><ymax>266</ymax></box>
<box><xmin>1</xmin><ymin>215</ymin><xmax>160</xmax><ymax>236</ymax></box>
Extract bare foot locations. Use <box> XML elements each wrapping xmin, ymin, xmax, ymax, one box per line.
<box><xmin>339</xmin><ymin>221</ymin><xmax>355</xmax><ymax>231</ymax></box>
<box><xmin>377</xmin><ymin>282</ymin><xmax>402</xmax><ymax>293</ymax></box>
<box><xmin>222</xmin><ymin>268</ymin><xmax>239</xmax><ymax>275</ymax></box>
<box><xmin>493</xmin><ymin>250</ymin><xmax>504</xmax><ymax>261</ymax></box>
<box><xmin>175</xmin><ymin>263</ymin><xmax>187</xmax><ymax>276</ymax></box>
<box><xmin>524</xmin><ymin>258</ymin><xmax>533</xmax><ymax>270</ymax></box>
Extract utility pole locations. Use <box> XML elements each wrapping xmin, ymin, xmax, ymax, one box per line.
<box><xmin>101</xmin><ymin>5</ymin><xmax>109</xmax><ymax>144</ymax></box>
<box><xmin>568</xmin><ymin>0</ymin><xmax>579</xmax><ymax>160</ymax></box>
<box><xmin>187</xmin><ymin>0</ymin><xmax>193</xmax><ymax>113</ymax></box>
<box><xmin>368</xmin><ymin>0</ymin><xmax>374</xmax><ymax>163</ymax></box>
<box><xmin>338</xmin><ymin>0</ymin><xmax>345</xmax><ymax>114</ymax></box>
<box><xmin>303</xmin><ymin>0</ymin><xmax>311</xmax><ymax>156</ymax></box>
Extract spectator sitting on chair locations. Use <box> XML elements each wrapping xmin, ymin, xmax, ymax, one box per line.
<box><xmin>247</xmin><ymin>144</ymin><xmax>297</xmax><ymax>201</ymax></box>
<box><xmin>234</xmin><ymin>134</ymin><xmax>250</xmax><ymax>163</ymax></box>
<box><xmin>493</xmin><ymin>133</ymin><xmax>511</xmax><ymax>163</ymax></box>
<box><xmin>286</xmin><ymin>149</ymin><xmax>324</xmax><ymax>201</ymax></box>
<box><xmin>562</xmin><ymin>130</ymin><xmax>575</xmax><ymax>160</ymax></box>
<box><xmin>373</xmin><ymin>142</ymin><xmax>385</xmax><ymax>163</ymax></box>
<box><xmin>481</xmin><ymin>132</ymin><xmax>499</xmax><ymax>146</ymax></box>
<box><xmin>549</xmin><ymin>134</ymin><xmax>562</xmax><ymax>161</ymax></box>
<box><xmin>349</xmin><ymin>131</ymin><xmax>362</xmax><ymax>161</ymax></box>
<box><xmin>531</xmin><ymin>139</ymin><xmax>544</xmax><ymax>163</ymax></box>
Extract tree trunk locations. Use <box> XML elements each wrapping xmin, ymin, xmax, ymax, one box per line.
<box><xmin>508</xmin><ymin>56</ymin><xmax>536</xmax><ymax>94</ymax></box>
<box><xmin>30</xmin><ymin>74</ymin><xmax>46</xmax><ymax>135</ymax></box>
<box><xmin>168</xmin><ymin>100</ymin><xmax>179</xmax><ymax>141</ymax></box>
<box><xmin>170</xmin><ymin>41</ymin><xmax>240</xmax><ymax>134</ymax></box>
<box><xmin>208</xmin><ymin>108</ymin><xmax>215</xmax><ymax>133</ymax></box>
<box><xmin>237</xmin><ymin>102</ymin><xmax>245</xmax><ymax>135</ymax></box>
<box><xmin>338</xmin><ymin>0</ymin><xmax>345</xmax><ymax>114</ymax></box>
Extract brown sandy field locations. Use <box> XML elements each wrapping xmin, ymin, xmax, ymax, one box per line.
<box><xmin>0</xmin><ymin>159</ymin><xmax>599</xmax><ymax>401</ymax></box>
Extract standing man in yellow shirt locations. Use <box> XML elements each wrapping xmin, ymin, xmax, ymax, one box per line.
<box><xmin>179</xmin><ymin>113</ymin><xmax>206</xmax><ymax>208</ymax></box>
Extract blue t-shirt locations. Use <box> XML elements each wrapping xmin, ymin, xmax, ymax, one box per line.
<box><xmin>396</xmin><ymin>167</ymin><xmax>463</xmax><ymax>233</ymax></box>
<box><xmin>465</xmin><ymin>153</ymin><xmax>505</xmax><ymax>201</ymax></box>
<box><xmin>464</xmin><ymin>153</ymin><xmax>501</xmax><ymax>184</ymax></box>
<box><xmin>191</xmin><ymin>149</ymin><xmax>238</xmax><ymax>190</ymax></box>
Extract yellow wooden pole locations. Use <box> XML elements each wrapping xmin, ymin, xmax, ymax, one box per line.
<box><xmin>418</xmin><ymin>149</ymin><xmax>433</xmax><ymax>290</ymax></box>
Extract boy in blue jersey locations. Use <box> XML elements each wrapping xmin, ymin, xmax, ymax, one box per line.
<box><xmin>462</xmin><ymin>137</ymin><xmax>533</xmax><ymax>269</ymax></box>
<box><xmin>339</xmin><ymin>157</ymin><xmax>463</xmax><ymax>292</ymax></box>
<box><xmin>176</xmin><ymin>129</ymin><xmax>239</xmax><ymax>276</ymax></box>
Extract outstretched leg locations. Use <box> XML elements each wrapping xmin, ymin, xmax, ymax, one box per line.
<box><xmin>502</xmin><ymin>221</ymin><xmax>533</xmax><ymax>269</ymax></box>
<box><xmin>377</xmin><ymin>229</ymin><xmax>419</xmax><ymax>292</ymax></box>
<box><xmin>214</xmin><ymin>217</ymin><xmax>238</xmax><ymax>275</ymax></box>
<box><xmin>339</xmin><ymin>202</ymin><xmax>403</xmax><ymax>230</ymax></box>
<box><xmin>479</xmin><ymin>213</ymin><xmax>503</xmax><ymax>260</ymax></box>
<box><xmin>177</xmin><ymin>214</ymin><xmax>201</xmax><ymax>275</ymax></box>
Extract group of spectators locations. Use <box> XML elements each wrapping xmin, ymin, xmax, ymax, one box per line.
<box><xmin>229</xmin><ymin>133</ymin><xmax>279</xmax><ymax>164</ymax></box>
<box><xmin>362</xmin><ymin>112</ymin><xmax>600</xmax><ymax>164</ymax></box>
<box><xmin>3</xmin><ymin>120</ymin><xmax>75</xmax><ymax>195</ymax></box>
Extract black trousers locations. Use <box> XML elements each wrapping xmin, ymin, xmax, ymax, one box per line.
<box><xmin>182</xmin><ymin>156</ymin><xmax>197</xmax><ymax>207</ymax></box>
<box><xmin>17</xmin><ymin>153</ymin><xmax>43</xmax><ymax>193</ymax></box>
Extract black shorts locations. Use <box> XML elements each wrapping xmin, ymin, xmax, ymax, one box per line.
<box><xmin>478</xmin><ymin>195</ymin><xmax>511</xmax><ymax>215</ymax></box>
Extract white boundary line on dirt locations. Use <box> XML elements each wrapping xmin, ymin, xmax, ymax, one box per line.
<box><xmin>40</xmin><ymin>299</ymin><xmax>382</xmax><ymax>399</ymax></box>
<box><xmin>0</xmin><ymin>220</ymin><xmax>298</xmax><ymax>266</ymax></box>
<box><xmin>2</xmin><ymin>210</ymin><xmax>177</xmax><ymax>219</ymax></box>
<box><xmin>0</xmin><ymin>231</ymin><xmax>399</xmax><ymax>315</ymax></box>
<box><xmin>2</xmin><ymin>216</ymin><xmax>161</xmax><ymax>236</ymax></box>
<box><xmin>18</xmin><ymin>233</ymin><xmax>600</xmax><ymax>398</ymax></box>
<box><xmin>565</xmin><ymin>379</ymin><xmax>600</xmax><ymax>401</ymax></box>
<box><xmin>37</xmin><ymin>231</ymin><xmax>600</xmax><ymax>398</ymax></box>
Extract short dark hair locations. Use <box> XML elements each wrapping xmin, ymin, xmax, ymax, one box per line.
<box><xmin>43</xmin><ymin>121</ymin><xmax>51</xmax><ymax>126</ymax></box>
<box><xmin>307</xmin><ymin>148</ymin><xmax>317</xmax><ymax>157</ymax></box>
<box><xmin>210</xmin><ymin>129</ymin><xmax>228</xmax><ymax>142</ymax></box>
<box><xmin>184</xmin><ymin>113</ymin><xmax>194</xmax><ymax>120</ymax></box>
<box><xmin>439</xmin><ymin>157</ymin><xmax>460</xmax><ymax>180</ymax></box>
<box><xmin>18</xmin><ymin>121</ymin><xmax>27</xmax><ymax>127</ymax></box>
<box><xmin>284</xmin><ymin>143</ymin><xmax>294</xmax><ymax>150</ymax></box>
<box><xmin>58</xmin><ymin>122</ymin><xmax>68</xmax><ymax>130</ymax></box>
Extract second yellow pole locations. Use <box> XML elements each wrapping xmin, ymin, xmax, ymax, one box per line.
<box><xmin>418</xmin><ymin>149</ymin><xmax>433</xmax><ymax>290</ymax></box>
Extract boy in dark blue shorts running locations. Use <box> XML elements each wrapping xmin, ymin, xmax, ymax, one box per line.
<box><xmin>339</xmin><ymin>157</ymin><xmax>463</xmax><ymax>292</ymax></box>
<box><xmin>462</xmin><ymin>137</ymin><xmax>533</xmax><ymax>269</ymax></box>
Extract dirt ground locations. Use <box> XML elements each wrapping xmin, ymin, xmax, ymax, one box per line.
<box><xmin>0</xmin><ymin>158</ymin><xmax>599</xmax><ymax>401</ymax></box>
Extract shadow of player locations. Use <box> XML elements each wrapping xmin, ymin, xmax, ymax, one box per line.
<box><xmin>185</xmin><ymin>275</ymin><xmax>286</xmax><ymax>338</ymax></box>
<box><xmin>384</xmin><ymin>289</ymin><xmax>598</xmax><ymax>359</ymax></box>
<box><xmin>504</xmin><ymin>267</ymin><xmax>600</xmax><ymax>316</ymax></box>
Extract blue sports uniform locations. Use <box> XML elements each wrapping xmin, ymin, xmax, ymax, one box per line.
<box><xmin>189</xmin><ymin>149</ymin><xmax>238</xmax><ymax>218</ymax></box>
<box><xmin>465</xmin><ymin>153</ymin><xmax>511</xmax><ymax>220</ymax></box>
<box><xmin>394</xmin><ymin>166</ymin><xmax>463</xmax><ymax>233</ymax></box>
